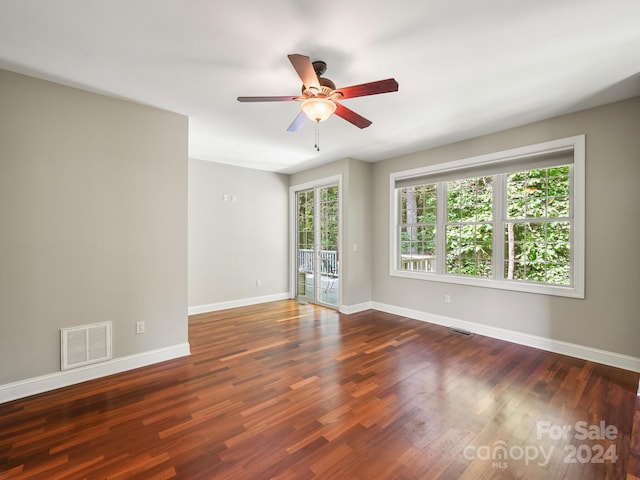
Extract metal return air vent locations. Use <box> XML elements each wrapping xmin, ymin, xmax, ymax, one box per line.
<box><xmin>61</xmin><ymin>321</ymin><xmax>112</xmax><ymax>370</ymax></box>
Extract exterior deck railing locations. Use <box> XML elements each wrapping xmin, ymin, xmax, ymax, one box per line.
<box><xmin>298</xmin><ymin>249</ymin><xmax>338</xmax><ymax>276</ymax></box>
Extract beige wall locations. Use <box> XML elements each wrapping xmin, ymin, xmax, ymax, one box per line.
<box><xmin>2</xmin><ymin>66</ymin><xmax>636</xmax><ymax>391</ymax></box>
<box><xmin>0</xmin><ymin>69</ymin><xmax>189</xmax><ymax>384</ymax></box>
<box><xmin>188</xmin><ymin>159</ymin><xmax>289</xmax><ymax>308</ymax></box>
<box><xmin>371</xmin><ymin>97</ymin><xmax>640</xmax><ymax>358</ymax></box>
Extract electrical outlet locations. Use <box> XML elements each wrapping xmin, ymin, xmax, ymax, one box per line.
<box><xmin>256</xmin><ymin>279</ymin><xmax>261</xmax><ymax>287</ymax></box>
<box><xmin>136</xmin><ymin>321</ymin><xmax>145</xmax><ymax>334</ymax></box>
<box><xmin>444</xmin><ymin>294</ymin><xmax>452</xmax><ymax>304</ymax></box>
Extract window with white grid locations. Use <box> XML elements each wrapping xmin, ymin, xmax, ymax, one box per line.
<box><xmin>390</xmin><ymin>136</ymin><xmax>585</xmax><ymax>298</ymax></box>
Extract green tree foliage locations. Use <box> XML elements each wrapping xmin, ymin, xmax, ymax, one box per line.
<box><xmin>319</xmin><ymin>186</ymin><xmax>339</xmax><ymax>251</ymax></box>
<box><xmin>398</xmin><ymin>165</ymin><xmax>572</xmax><ymax>285</ymax></box>
<box><xmin>446</xmin><ymin>177</ymin><xmax>493</xmax><ymax>277</ymax></box>
<box><xmin>505</xmin><ymin>166</ymin><xmax>571</xmax><ymax>284</ymax></box>
<box><xmin>297</xmin><ymin>186</ymin><xmax>339</xmax><ymax>251</ymax></box>
<box><xmin>400</xmin><ymin>184</ymin><xmax>437</xmax><ymax>254</ymax></box>
<box><xmin>400</xmin><ymin>185</ymin><xmax>437</xmax><ymax>271</ymax></box>
<box><xmin>297</xmin><ymin>190</ymin><xmax>314</xmax><ymax>252</ymax></box>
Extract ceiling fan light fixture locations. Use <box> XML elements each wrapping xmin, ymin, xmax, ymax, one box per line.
<box><xmin>237</xmin><ymin>54</ymin><xmax>398</xmax><ymax>131</ymax></box>
<box><xmin>301</xmin><ymin>97</ymin><xmax>336</xmax><ymax>123</ymax></box>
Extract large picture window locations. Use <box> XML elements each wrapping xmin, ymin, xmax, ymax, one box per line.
<box><xmin>390</xmin><ymin>136</ymin><xmax>585</xmax><ymax>298</ymax></box>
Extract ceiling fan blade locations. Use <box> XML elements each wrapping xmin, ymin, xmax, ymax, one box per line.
<box><xmin>334</xmin><ymin>103</ymin><xmax>372</xmax><ymax>129</ymax></box>
<box><xmin>287</xmin><ymin>111</ymin><xmax>307</xmax><ymax>132</ymax></box>
<box><xmin>287</xmin><ymin>54</ymin><xmax>321</xmax><ymax>92</ymax></box>
<box><xmin>332</xmin><ymin>78</ymin><xmax>399</xmax><ymax>100</ymax></box>
<box><xmin>237</xmin><ymin>95</ymin><xmax>299</xmax><ymax>102</ymax></box>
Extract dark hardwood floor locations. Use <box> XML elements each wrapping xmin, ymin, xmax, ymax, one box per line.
<box><xmin>1</xmin><ymin>300</ymin><xmax>638</xmax><ymax>479</ymax></box>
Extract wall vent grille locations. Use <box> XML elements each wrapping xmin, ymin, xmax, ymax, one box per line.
<box><xmin>449</xmin><ymin>327</ymin><xmax>473</xmax><ymax>337</ymax></box>
<box><xmin>61</xmin><ymin>322</ymin><xmax>112</xmax><ymax>370</ymax></box>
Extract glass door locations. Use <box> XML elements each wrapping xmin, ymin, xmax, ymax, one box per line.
<box><xmin>295</xmin><ymin>184</ymin><xmax>339</xmax><ymax>307</ymax></box>
<box><xmin>296</xmin><ymin>189</ymin><xmax>315</xmax><ymax>304</ymax></box>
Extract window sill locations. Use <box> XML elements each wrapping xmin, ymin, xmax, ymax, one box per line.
<box><xmin>389</xmin><ymin>268</ymin><xmax>584</xmax><ymax>299</ymax></box>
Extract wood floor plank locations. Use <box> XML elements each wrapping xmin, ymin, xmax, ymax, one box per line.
<box><xmin>0</xmin><ymin>300</ymin><xmax>638</xmax><ymax>479</ymax></box>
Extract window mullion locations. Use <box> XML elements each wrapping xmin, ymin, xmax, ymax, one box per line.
<box><xmin>494</xmin><ymin>174</ymin><xmax>505</xmax><ymax>280</ymax></box>
<box><xmin>395</xmin><ymin>190</ymin><xmax>401</xmax><ymax>272</ymax></box>
<box><xmin>436</xmin><ymin>182</ymin><xmax>446</xmax><ymax>274</ymax></box>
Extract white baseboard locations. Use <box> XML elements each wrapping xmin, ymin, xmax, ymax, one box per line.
<box><xmin>339</xmin><ymin>302</ymin><xmax>373</xmax><ymax>315</ymax></box>
<box><xmin>372</xmin><ymin>302</ymin><xmax>640</xmax><ymax>373</ymax></box>
<box><xmin>188</xmin><ymin>292</ymin><xmax>290</xmax><ymax>315</ymax></box>
<box><xmin>0</xmin><ymin>342</ymin><xmax>191</xmax><ymax>404</ymax></box>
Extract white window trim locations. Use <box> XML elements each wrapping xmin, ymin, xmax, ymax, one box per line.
<box><xmin>389</xmin><ymin>135</ymin><xmax>585</xmax><ymax>298</ymax></box>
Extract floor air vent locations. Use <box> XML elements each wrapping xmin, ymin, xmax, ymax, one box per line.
<box><xmin>449</xmin><ymin>327</ymin><xmax>473</xmax><ymax>337</ymax></box>
<box><xmin>61</xmin><ymin>322</ymin><xmax>112</xmax><ymax>370</ymax></box>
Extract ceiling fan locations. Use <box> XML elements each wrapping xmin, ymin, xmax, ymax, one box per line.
<box><xmin>237</xmin><ymin>54</ymin><xmax>399</xmax><ymax>132</ymax></box>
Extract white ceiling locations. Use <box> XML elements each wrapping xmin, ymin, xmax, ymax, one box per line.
<box><xmin>1</xmin><ymin>0</ymin><xmax>639</xmax><ymax>173</ymax></box>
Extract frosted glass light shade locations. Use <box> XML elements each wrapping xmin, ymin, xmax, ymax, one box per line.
<box><xmin>301</xmin><ymin>97</ymin><xmax>336</xmax><ymax>123</ymax></box>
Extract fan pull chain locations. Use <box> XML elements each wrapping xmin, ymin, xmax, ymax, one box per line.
<box><xmin>314</xmin><ymin>121</ymin><xmax>320</xmax><ymax>152</ymax></box>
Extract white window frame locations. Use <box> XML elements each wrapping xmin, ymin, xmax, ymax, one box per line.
<box><xmin>289</xmin><ymin>175</ymin><xmax>343</xmax><ymax>306</ymax></box>
<box><xmin>389</xmin><ymin>135</ymin><xmax>585</xmax><ymax>298</ymax></box>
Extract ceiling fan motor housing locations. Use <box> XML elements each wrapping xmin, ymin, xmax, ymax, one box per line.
<box><xmin>312</xmin><ymin>60</ymin><xmax>327</xmax><ymax>76</ymax></box>
<box><xmin>299</xmin><ymin>60</ymin><xmax>336</xmax><ymax>95</ymax></box>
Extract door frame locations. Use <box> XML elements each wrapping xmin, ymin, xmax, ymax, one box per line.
<box><xmin>289</xmin><ymin>174</ymin><xmax>343</xmax><ymax>309</ymax></box>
